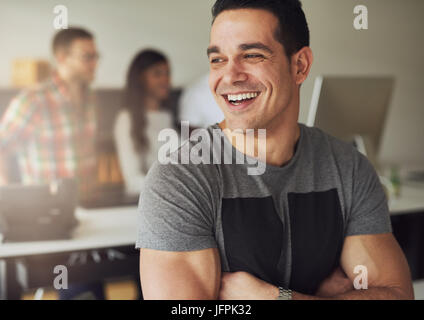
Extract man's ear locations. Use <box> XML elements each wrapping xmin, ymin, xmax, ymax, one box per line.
<box><xmin>292</xmin><ymin>47</ymin><xmax>313</xmax><ymax>86</ymax></box>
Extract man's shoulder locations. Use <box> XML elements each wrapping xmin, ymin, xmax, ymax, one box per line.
<box><xmin>301</xmin><ymin>124</ymin><xmax>355</xmax><ymax>152</ymax></box>
<box><xmin>146</xmin><ymin>126</ymin><xmax>221</xmax><ymax>186</ymax></box>
<box><xmin>12</xmin><ymin>78</ymin><xmax>54</xmax><ymax>106</ymax></box>
<box><xmin>150</xmin><ymin>149</ymin><xmax>220</xmax><ymax>181</ymax></box>
<box><xmin>300</xmin><ymin>124</ymin><xmax>377</xmax><ymax>181</ymax></box>
<box><xmin>301</xmin><ymin>124</ymin><xmax>360</xmax><ymax>162</ymax></box>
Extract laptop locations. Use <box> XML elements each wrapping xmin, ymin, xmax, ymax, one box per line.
<box><xmin>0</xmin><ymin>179</ymin><xmax>79</xmax><ymax>242</ymax></box>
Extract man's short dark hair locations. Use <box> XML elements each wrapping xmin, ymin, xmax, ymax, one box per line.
<box><xmin>211</xmin><ymin>0</ymin><xmax>310</xmax><ymax>59</ymax></box>
<box><xmin>52</xmin><ymin>27</ymin><xmax>93</xmax><ymax>54</ymax></box>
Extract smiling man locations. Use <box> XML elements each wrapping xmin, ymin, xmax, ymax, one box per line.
<box><xmin>136</xmin><ymin>0</ymin><xmax>414</xmax><ymax>300</ymax></box>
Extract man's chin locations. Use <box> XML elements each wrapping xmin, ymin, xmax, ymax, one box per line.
<box><xmin>224</xmin><ymin>118</ymin><xmax>261</xmax><ymax>132</ymax></box>
<box><xmin>73</xmin><ymin>76</ymin><xmax>94</xmax><ymax>86</ymax></box>
<box><xmin>83</xmin><ymin>72</ymin><xmax>95</xmax><ymax>83</ymax></box>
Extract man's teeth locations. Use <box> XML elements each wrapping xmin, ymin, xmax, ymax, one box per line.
<box><xmin>227</xmin><ymin>92</ymin><xmax>259</xmax><ymax>102</ymax></box>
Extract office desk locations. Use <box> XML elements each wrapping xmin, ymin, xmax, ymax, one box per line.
<box><xmin>0</xmin><ymin>206</ymin><xmax>139</xmax><ymax>300</ymax></box>
<box><xmin>0</xmin><ymin>206</ymin><xmax>137</xmax><ymax>259</ymax></box>
<box><xmin>414</xmin><ymin>280</ymin><xmax>424</xmax><ymax>300</ymax></box>
<box><xmin>389</xmin><ymin>184</ymin><xmax>424</xmax><ymax>216</ymax></box>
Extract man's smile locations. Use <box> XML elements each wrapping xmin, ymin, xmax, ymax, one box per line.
<box><xmin>222</xmin><ymin>91</ymin><xmax>261</xmax><ymax>111</ymax></box>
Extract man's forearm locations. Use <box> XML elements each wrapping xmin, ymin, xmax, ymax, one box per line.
<box><xmin>251</xmin><ymin>283</ymin><xmax>412</xmax><ymax>300</ymax></box>
<box><xmin>292</xmin><ymin>287</ymin><xmax>413</xmax><ymax>300</ymax></box>
<box><xmin>218</xmin><ymin>270</ymin><xmax>414</xmax><ymax>300</ymax></box>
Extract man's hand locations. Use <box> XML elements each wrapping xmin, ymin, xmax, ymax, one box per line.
<box><xmin>219</xmin><ymin>271</ymin><xmax>278</xmax><ymax>300</ymax></box>
<box><xmin>315</xmin><ymin>267</ymin><xmax>354</xmax><ymax>298</ymax></box>
<box><xmin>0</xmin><ymin>175</ymin><xmax>7</xmax><ymax>186</ymax></box>
<box><xmin>0</xmin><ymin>158</ymin><xmax>8</xmax><ymax>186</ymax></box>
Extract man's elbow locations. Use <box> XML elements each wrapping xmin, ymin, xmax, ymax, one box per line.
<box><xmin>387</xmin><ymin>285</ymin><xmax>415</xmax><ymax>300</ymax></box>
<box><xmin>142</xmin><ymin>284</ymin><xmax>218</xmax><ymax>300</ymax></box>
<box><xmin>141</xmin><ymin>274</ymin><xmax>220</xmax><ymax>300</ymax></box>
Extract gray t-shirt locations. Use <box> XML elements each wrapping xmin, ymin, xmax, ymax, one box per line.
<box><xmin>136</xmin><ymin>123</ymin><xmax>392</xmax><ymax>294</ymax></box>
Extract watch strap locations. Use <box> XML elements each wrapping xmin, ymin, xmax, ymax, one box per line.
<box><xmin>276</xmin><ymin>287</ymin><xmax>292</xmax><ymax>300</ymax></box>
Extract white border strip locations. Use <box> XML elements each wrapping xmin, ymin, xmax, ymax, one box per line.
<box><xmin>307</xmin><ymin>75</ymin><xmax>324</xmax><ymax>127</ymax></box>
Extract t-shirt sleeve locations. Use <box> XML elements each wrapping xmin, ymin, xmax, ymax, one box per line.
<box><xmin>135</xmin><ymin>160</ymin><xmax>218</xmax><ymax>251</ymax></box>
<box><xmin>345</xmin><ymin>151</ymin><xmax>393</xmax><ymax>236</ymax></box>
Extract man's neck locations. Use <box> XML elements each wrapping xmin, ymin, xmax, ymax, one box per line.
<box><xmin>57</xmin><ymin>69</ymin><xmax>87</xmax><ymax>109</ymax></box>
<box><xmin>261</xmin><ymin>119</ymin><xmax>300</xmax><ymax>167</ymax></box>
<box><xmin>219</xmin><ymin>109</ymin><xmax>300</xmax><ymax>168</ymax></box>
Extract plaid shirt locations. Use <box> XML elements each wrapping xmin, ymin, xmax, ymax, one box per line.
<box><xmin>0</xmin><ymin>73</ymin><xmax>97</xmax><ymax>185</ymax></box>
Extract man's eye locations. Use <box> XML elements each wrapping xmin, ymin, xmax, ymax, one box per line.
<box><xmin>210</xmin><ymin>58</ymin><xmax>223</xmax><ymax>64</ymax></box>
<box><xmin>245</xmin><ymin>54</ymin><xmax>264</xmax><ymax>59</ymax></box>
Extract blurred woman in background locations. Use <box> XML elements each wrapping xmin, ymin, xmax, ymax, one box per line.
<box><xmin>114</xmin><ymin>49</ymin><xmax>174</xmax><ymax>195</ymax></box>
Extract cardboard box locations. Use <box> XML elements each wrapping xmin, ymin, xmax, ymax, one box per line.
<box><xmin>11</xmin><ymin>59</ymin><xmax>51</xmax><ymax>87</ymax></box>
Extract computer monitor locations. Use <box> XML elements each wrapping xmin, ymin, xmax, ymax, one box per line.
<box><xmin>307</xmin><ymin>75</ymin><xmax>395</xmax><ymax>171</ymax></box>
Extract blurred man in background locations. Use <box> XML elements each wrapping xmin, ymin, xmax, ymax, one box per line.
<box><xmin>0</xmin><ymin>27</ymin><xmax>98</xmax><ymax>191</ymax></box>
<box><xmin>0</xmin><ymin>27</ymin><xmax>103</xmax><ymax>299</ymax></box>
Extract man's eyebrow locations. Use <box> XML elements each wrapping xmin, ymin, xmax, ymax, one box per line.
<box><xmin>206</xmin><ymin>42</ymin><xmax>273</xmax><ymax>57</ymax></box>
<box><xmin>239</xmin><ymin>42</ymin><xmax>274</xmax><ymax>54</ymax></box>
<box><xmin>207</xmin><ymin>46</ymin><xmax>220</xmax><ymax>57</ymax></box>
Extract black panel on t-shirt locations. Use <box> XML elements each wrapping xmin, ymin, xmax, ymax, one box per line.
<box><xmin>222</xmin><ymin>196</ymin><xmax>285</xmax><ymax>287</ymax></box>
<box><xmin>288</xmin><ymin>189</ymin><xmax>344</xmax><ymax>294</ymax></box>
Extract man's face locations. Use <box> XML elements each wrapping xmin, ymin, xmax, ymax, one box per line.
<box><xmin>58</xmin><ymin>38</ymin><xmax>99</xmax><ymax>84</ymax></box>
<box><xmin>208</xmin><ymin>9</ymin><xmax>297</xmax><ymax>130</ymax></box>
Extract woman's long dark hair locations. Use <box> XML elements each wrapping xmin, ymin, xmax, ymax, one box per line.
<box><xmin>123</xmin><ymin>49</ymin><xmax>168</xmax><ymax>156</ymax></box>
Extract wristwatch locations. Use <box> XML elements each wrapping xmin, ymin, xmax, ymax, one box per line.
<box><xmin>276</xmin><ymin>287</ymin><xmax>292</xmax><ymax>300</ymax></box>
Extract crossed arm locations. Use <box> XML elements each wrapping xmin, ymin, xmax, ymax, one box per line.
<box><xmin>139</xmin><ymin>232</ymin><xmax>414</xmax><ymax>300</ymax></box>
<box><xmin>293</xmin><ymin>233</ymin><xmax>414</xmax><ymax>300</ymax></box>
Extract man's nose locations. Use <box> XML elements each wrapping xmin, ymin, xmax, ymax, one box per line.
<box><xmin>223</xmin><ymin>60</ymin><xmax>248</xmax><ymax>84</ymax></box>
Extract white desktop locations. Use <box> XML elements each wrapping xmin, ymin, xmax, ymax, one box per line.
<box><xmin>307</xmin><ymin>75</ymin><xmax>395</xmax><ymax>171</ymax></box>
<box><xmin>306</xmin><ymin>75</ymin><xmax>423</xmax><ymax>196</ymax></box>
